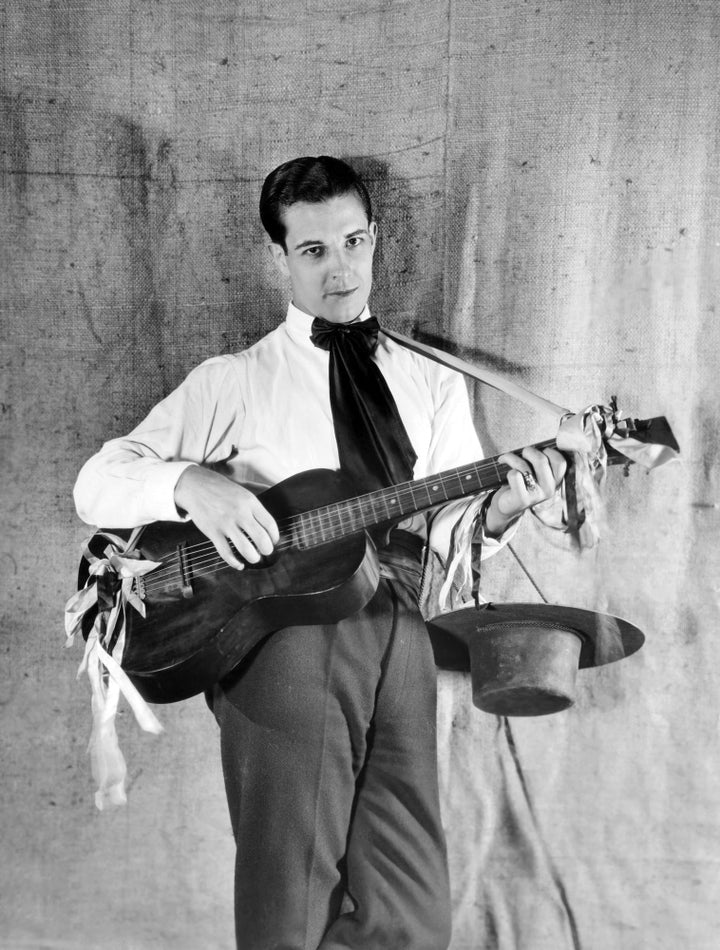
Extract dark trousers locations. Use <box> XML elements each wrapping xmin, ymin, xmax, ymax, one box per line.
<box><xmin>210</xmin><ymin>538</ymin><xmax>451</xmax><ymax>950</ymax></box>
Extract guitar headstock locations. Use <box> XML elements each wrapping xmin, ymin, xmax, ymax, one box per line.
<box><xmin>606</xmin><ymin>415</ymin><xmax>680</xmax><ymax>469</ymax></box>
<box><xmin>615</xmin><ymin>415</ymin><xmax>679</xmax><ymax>449</ymax></box>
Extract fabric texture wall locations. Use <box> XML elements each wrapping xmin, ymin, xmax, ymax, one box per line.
<box><xmin>1</xmin><ymin>2</ymin><xmax>718</xmax><ymax>948</ymax></box>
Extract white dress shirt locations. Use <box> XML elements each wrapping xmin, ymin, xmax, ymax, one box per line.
<box><xmin>74</xmin><ymin>303</ymin><xmax>511</xmax><ymax>559</ymax></box>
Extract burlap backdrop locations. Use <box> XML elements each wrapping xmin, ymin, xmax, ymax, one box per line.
<box><xmin>1</xmin><ymin>2</ymin><xmax>718</xmax><ymax>948</ymax></box>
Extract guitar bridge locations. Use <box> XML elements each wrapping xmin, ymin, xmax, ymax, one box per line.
<box><xmin>134</xmin><ymin>575</ymin><xmax>147</xmax><ymax>600</ymax></box>
<box><xmin>177</xmin><ymin>542</ymin><xmax>194</xmax><ymax>599</ymax></box>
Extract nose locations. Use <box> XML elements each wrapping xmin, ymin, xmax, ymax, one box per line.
<box><xmin>327</xmin><ymin>246</ymin><xmax>352</xmax><ymax>282</ymax></box>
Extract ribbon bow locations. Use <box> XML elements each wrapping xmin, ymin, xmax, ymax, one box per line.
<box><xmin>535</xmin><ymin>404</ymin><xmax>679</xmax><ymax>548</ymax></box>
<box><xmin>65</xmin><ymin>531</ymin><xmax>163</xmax><ymax>810</ymax></box>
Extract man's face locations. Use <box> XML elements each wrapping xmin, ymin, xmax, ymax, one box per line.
<box><xmin>270</xmin><ymin>193</ymin><xmax>377</xmax><ymax>323</ymax></box>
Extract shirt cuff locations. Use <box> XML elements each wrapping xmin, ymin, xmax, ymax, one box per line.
<box><xmin>473</xmin><ymin>490</ymin><xmax>522</xmax><ymax>554</ymax></box>
<box><xmin>141</xmin><ymin>460</ymin><xmax>198</xmax><ymax>522</ymax></box>
<box><xmin>474</xmin><ymin>513</ymin><xmax>521</xmax><ymax>554</ymax></box>
<box><xmin>428</xmin><ymin>494</ymin><xmax>520</xmax><ymax>562</ymax></box>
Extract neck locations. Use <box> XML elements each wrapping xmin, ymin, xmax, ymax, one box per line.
<box><xmin>290</xmin><ymin>301</ymin><xmax>369</xmax><ymax>324</ymax></box>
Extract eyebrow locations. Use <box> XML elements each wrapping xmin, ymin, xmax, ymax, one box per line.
<box><xmin>293</xmin><ymin>228</ymin><xmax>368</xmax><ymax>251</ymax></box>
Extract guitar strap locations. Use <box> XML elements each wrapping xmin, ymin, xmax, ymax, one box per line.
<box><xmin>382</xmin><ymin>328</ymin><xmax>606</xmax><ymax>592</ymax></box>
<box><xmin>381</xmin><ymin>327</ymin><xmax>571</xmax><ymax>419</ymax></box>
<box><xmin>382</xmin><ymin>328</ymin><xmax>678</xmax><ymax>555</ymax></box>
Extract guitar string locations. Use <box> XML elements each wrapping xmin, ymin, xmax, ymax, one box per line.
<box><xmin>181</xmin><ymin>453</ymin><xmax>514</xmax><ymax>563</ymax></box>
<box><xmin>141</xmin><ymin>535</ymin><xmax>295</xmax><ymax>592</ymax></box>
<box><xmin>142</xmin><ymin>532</ymin><xmax>297</xmax><ymax>587</ymax></box>
<box><xmin>139</xmin><ymin>454</ymin><xmax>526</xmax><ymax>594</ymax></box>
<box><xmin>140</xmin><ymin>456</ymin><xmax>513</xmax><ymax>592</ymax></box>
<box><xmin>140</xmin><ymin>443</ymin><xmax>568</xmax><ymax>593</ymax></box>
<box><xmin>140</xmin><ymin>450</ymin><xmax>571</xmax><ymax>594</ymax></box>
<box><xmin>142</xmin><ymin>441</ymin><xmax>553</xmax><ymax>580</ymax></box>
<box><xmin>125</xmin><ymin>435</ymin><xmax>633</xmax><ymax>596</ymax></box>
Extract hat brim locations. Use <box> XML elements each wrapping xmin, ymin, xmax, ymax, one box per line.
<box><xmin>426</xmin><ymin>602</ymin><xmax>645</xmax><ymax>673</ymax></box>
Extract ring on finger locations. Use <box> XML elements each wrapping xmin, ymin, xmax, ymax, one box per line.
<box><xmin>522</xmin><ymin>471</ymin><xmax>538</xmax><ymax>492</ymax></box>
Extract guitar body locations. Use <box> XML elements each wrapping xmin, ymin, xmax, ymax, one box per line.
<box><xmin>77</xmin><ymin>416</ymin><xmax>677</xmax><ymax>705</ymax></box>
<box><xmin>95</xmin><ymin>469</ymin><xmax>382</xmax><ymax>704</ymax></box>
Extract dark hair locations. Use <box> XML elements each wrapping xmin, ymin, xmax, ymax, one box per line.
<box><xmin>259</xmin><ymin>155</ymin><xmax>373</xmax><ymax>249</ymax></box>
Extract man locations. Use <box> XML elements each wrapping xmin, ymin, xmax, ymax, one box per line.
<box><xmin>74</xmin><ymin>155</ymin><xmax>565</xmax><ymax>949</ymax></box>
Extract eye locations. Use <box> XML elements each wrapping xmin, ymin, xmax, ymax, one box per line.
<box><xmin>346</xmin><ymin>235</ymin><xmax>365</xmax><ymax>248</ymax></box>
<box><xmin>302</xmin><ymin>245</ymin><xmax>324</xmax><ymax>257</ymax></box>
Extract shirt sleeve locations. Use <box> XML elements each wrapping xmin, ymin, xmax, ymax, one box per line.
<box><xmin>73</xmin><ymin>357</ymin><xmax>243</xmax><ymax>528</ymax></box>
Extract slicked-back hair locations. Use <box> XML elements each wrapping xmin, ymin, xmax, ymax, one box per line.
<box><xmin>259</xmin><ymin>156</ymin><xmax>373</xmax><ymax>250</ymax></box>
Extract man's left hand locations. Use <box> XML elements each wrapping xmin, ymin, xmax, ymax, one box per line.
<box><xmin>484</xmin><ymin>446</ymin><xmax>567</xmax><ymax>538</ymax></box>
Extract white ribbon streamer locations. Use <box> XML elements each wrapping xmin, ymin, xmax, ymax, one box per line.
<box><xmin>65</xmin><ymin>532</ymin><xmax>163</xmax><ymax>809</ymax></box>
<box><xmin>555</xmin><ymin>405</ymin><xmax>611</xmax><ymax>548</ymax></box>
<box><xmin>438</xmin><ymin>495</ymin><xmax>487</xmax><ymax>612</ymax></box>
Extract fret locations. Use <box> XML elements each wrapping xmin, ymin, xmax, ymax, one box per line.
<box><xmin>369</xmin><ymin>491</ymin><xmax>390</xmax><ymax>525</ymax></box>
<box><xmin>425</xmin><ymin>476</ymin><xmax>447</xmax><ymax>505</ymax></box>
<box><xmin>329</xmin><ymin>502</ymin><xmax>352</xmax><ymax>540</ymax></box>
<box><xmin>313</xmin><ymin>506</ymin><xmax>339</xmax><ymax>546</ymax></box>
<box><xmin>330</xmin><ymin>499</ymin><xmax>348</xmax><ymax>540</ymax></box>
<box><xmin>461</xmin><ymin>467</ymin><xmax>480</xmax><ymax>494</ymax></box>
<box><xmin>377</xmin><ymin>488</ymin><xmax>394</xmax><ymax>522</ymax></box>
<box><xmin>450</xmin><ymin>468</ymin><xmax>467</xmax><ymax>500</ymax></box>
<box><xmin>419</xmin><ymin>478</ymin><xmax>436</xmax><ymax>509</ymax></box>
<box><xmin>406</xmin><ymin>479</ymin><xmax>428</xmax><ymax>513</ymax></box>
<box><xmin>356</xmin><ymin>501</ymin><xmax>372</xmax><ymax>535</ymax></box>
<box><xmin>385</xmin><ymin>484</ymin><xmax>403</xmax><ymax>519</ymax></box>
<box><xmin>314</xmin><ymin>508</ymin><xmax>330</xmax><ymax>545</ymax></box>
<box><xmin>296</xmin><ymin>436</ymin><xmax>562</xmax><ymax>551</ymax></box>
<box><xmin>295</xmin><ymin>510</ymin><xmax>316</xmax><ymax>549</ymax></box>
<box><xmin>491</xmin><ymin>458</ymin><xmax>503</xmax><ymax>489</ymax></box>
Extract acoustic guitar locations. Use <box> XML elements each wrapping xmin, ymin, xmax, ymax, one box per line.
<box><xmin>78</xmin><ymin>416</ymin><xmax>677</xmax><ymax>704</ymax></box>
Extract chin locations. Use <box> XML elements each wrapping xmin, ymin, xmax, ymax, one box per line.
<box><xmin>323</xmin><ymin>298</ymin><xmax>367</xmax><ymax>324</ymax></box>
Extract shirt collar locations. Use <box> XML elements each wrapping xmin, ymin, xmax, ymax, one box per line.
<box><xmin>284</xmin><ymin>301</ymin><xmax>372</xmax><ymax>346</ymax></box>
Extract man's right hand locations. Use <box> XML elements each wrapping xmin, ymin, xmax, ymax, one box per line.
<box><xmin>174</xmin><ymin>465</ymin><xmax>279</xmax><ymax>570</ymax></box>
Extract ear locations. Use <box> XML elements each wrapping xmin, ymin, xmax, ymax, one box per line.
<box><xmin>368</xmin><ymin>220</ymin><xmax>378</xmax><ymax>255</ymax></box>
<box><xmin>268</xmin><ymin>242</ymin><xmax>289</xmax><ymax>278</ymax></box>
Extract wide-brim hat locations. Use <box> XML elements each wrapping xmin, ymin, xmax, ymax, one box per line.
<box><xmin>426</xmin><ymin>602</ymin><xmax>645</xmax><ymax>717</ymax></box>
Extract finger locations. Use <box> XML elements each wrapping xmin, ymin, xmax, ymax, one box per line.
<box><xmin>520</xmin><ymin>447</ymin><xmax>556</xmax><ymax>496</ymax></box>
<box><xmin>499</xmin><ymin>452</ymin><xmax>538</xmax><ymax>494</ymax></box>
<box><xmin>524</xmin><ymin>447</ymin><xmax>568</xmax><ymax>493</ymax></box>
<box><xmin>542</xmin><ymin>447</ymin><xmax>567</xmax><ymax>483</ymax></box>
<box><xmin>496</xmin><ymin>454</ymin><xmax>526</xmax><ymax>502</ymax></box>
<box><xmin>246</xmin><ymin>518</ymin><xmax>276</xmax><ymax>558</ymax></box>
<box><xmin>227</xmin><ymin>525</ymin><xmax>263</xmax><ymax>565</ymax></box>
<box><xmin>251</xmin><ymin>501</ymin><xmax>280</xmax><ymax>546</ymax></box>
<box><xmin>505</xmin><ymin>467</ymin><xmax>535</xmax><ymax>499</ymax></box>
<box><xmin>499</xmin><ymin>452</ymin><xmax>552</xmax><ymax>512</ymax></box>
<box><xmin>208</xmin><ymin>531</ymin><xmax>246</xmax><ymax>571</ymax></box>
<box><xmin>235</xmin><ymin>507</ymin><xmax>277</xmax><ymax>558</ymax></box>
<box><xmin>498</xmin><ymin>451</ymin><xmax>526</xmax><ymax>474</ymax></box>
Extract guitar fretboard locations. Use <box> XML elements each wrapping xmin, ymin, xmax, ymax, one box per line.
<box><xmin>292</xmin><ymin>438</ymin><xmax>557</xmax><ymax>549</ymax></box>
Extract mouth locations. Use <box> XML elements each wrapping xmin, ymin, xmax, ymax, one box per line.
<box><xmin>326</xmin><ymin>288</ymin><xmax>358</xmax><ymax>298</ymax></box>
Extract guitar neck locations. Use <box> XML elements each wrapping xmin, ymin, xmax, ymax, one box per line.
<box><xmin>297</xmin><ymin>438</ymin><xmax>556</xmax><ymax>548</ymax></box>
<box><xmin>291</xmin><ymin>414</ymin><xmax>675</xmax><ymax>550</ymax></box>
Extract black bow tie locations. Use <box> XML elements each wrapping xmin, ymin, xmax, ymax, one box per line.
<box><xmin>308</xmin><ymin>313</ymin><xmax>416</xmax><ymax>493</ymax></box>
<box><xmin>310</xmin><ymin>316</ymin><xmax>380</xmax><ymax>354</ymax></box>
